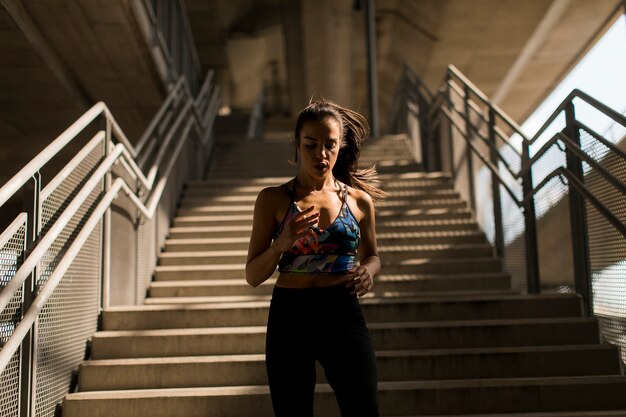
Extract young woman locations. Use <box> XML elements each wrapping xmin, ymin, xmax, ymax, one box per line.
<box><xmin>246</xmin><ymin>99</ymin><xmax>384</xmax><ymax>417</ymax></box>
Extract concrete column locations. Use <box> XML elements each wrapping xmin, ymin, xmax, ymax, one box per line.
<box><xmin>281</xmin><ymin>0</ymin><xmax>307</xmax><ymax>116</ymax></box>
<box><xmin>301</xmin><ymin>0</ymin><xmax>354</xmax><ymax>106</ymax></box>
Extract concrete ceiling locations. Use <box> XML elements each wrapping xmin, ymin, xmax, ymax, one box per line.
<box><xmin>0</xmin><ymin>0</ymin><xmax>622</xmax><ymax>190</ymax></box>
<box><xmin>184</xmin><ymin>0</ymin><xmax>622</xmax><ymax>126</ymax></box>
<box><xmin>0</xmin><ymin>0</ymin><xmax>164</xmax><ymax>185</ymax></box>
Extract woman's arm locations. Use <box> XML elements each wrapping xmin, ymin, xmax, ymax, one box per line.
<box><xmin>346</xmin><ymin>190</ymin><xmax>380</xmax><ymax>296</ymax></box>
<box><xmin>246</xmin><ymin>187</ymin><xmax>318</xmax><ymax>287</ymax></box>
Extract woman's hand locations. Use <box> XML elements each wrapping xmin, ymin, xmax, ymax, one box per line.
<box><xmin>272</xmin><ymin>206</ymin><xmax>320</xmax><ymax>253</ymax></box>
<box><xmin>346</xmin><ymin>265</ymin><xmax>374</xmax><ymax>297</ymax></box>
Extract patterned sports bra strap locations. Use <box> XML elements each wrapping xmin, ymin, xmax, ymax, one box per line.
<box><xmin>342</xmin><ymin>182</ymin><xmax>348</xmax><ymax>203</ymax></box>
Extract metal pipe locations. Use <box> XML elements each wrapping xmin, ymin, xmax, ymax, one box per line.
<box><xmin>565</xmin><ymin>103</ymin><xmax>592</xmax><ymax>316</ymax></box>
<box><xmin>489</xmin><ymin>108</ymin><xmax>505</xmax><ymax>258</ymax></box>
<box><xmin>0</xmin><ymin>145</ymin><xmax>125</xmax><ymax>314</ymax></box>
<box><xmin>365</xmin><ymin>0</ymin><xmax>379</xmax><ymax>138</ymax></box>
<box><xmin>521</xmin><ymin>141</ymin><xmax>540</xmax><ymax>294</ymax></box>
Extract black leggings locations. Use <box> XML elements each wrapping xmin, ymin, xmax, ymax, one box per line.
<box><xmin>265</xmin><ymin>285</ymin><xmax>379</xmax><ymax>417</ymax></box>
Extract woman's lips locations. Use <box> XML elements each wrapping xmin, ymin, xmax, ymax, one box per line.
<box><xmin>314</xmin><ymin>163</ymin><xmax>328</xmax><ymax>171</ymax></box>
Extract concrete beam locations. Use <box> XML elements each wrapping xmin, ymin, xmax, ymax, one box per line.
<box><xmin>491</xmin><ymin>0</ymin><xmax>571</xmax><ymax>105</ymax></box>
<box><xmin>1</xmin><ymin>0</ymin><xmax>92</xmax><ymax>110</ymax></box>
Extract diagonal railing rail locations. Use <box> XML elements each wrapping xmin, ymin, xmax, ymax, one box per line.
<box><xmin>0</xmin><ymin>71</ymin><xmax>219</xmax><ymax>417</ymax></box>
<box><xmin>390</xmin><ymin>64</ymin><xmax>626</xmax><ymax>367</ymax></box>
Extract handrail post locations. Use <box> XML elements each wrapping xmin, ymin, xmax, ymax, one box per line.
<box><xmin>488</xmin><ymin>108</ymin><xmax>505</xmax><ymax>258</ymax></box>
<box><xmin>521</xmin><ymin>141</ymin><xmax>540</xmax><ymax>293</ymax></box>
<box><xmin>445</xmin><ymin>72</ymin><xmax>455</xmax><ymax>179</ymax></box>
<box><xmin>564</xmin><ymin>102</ymin><xmax>592</xmax><ymax>316</ymax></box>
<box><xmin>19</xmin><ymin>173</ymin><xmax>41</xmax><ymax>417</ymax></box>
<box><xmin>463</xmin><ymin>84</ymin><xmax>477</xmax><ymax>211</ymax></box>
<box><xmin>100</xmin><ymin>117</ymin><xmax>112</xmax><ymax>313</ymax></box>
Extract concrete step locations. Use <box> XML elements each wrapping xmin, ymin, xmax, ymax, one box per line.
<box><xmin>91</xmin><ymin>317</ymin><xmax>599</xmax><ymax>359</ymax></box>
<box><xmin>380</xmin><ymin>257</ymin><xmax>502</xmax><ymax>274</ymax></box>
<box><xmin>159</xmin><ymin>250</ymin><xmax>248</xmax><ymax>266</ymax></box>
<box><xmin>164</xmin><ymin>237</ymin><xmax>251</xmax><ymax>252</ymax></box>
<box><xmin>172</xmin><ymin>215</ymin><xmax>253</xmax><ymax>228</ymax></box>
<box><xmin>378</xmin><ymin>171</ymin><xmax>451</xmax><ymax>181</ymax></box>
<box><xmin>168</xmin><ymin>226</ymin><xmax>252</xmax><ymax>239</ymax></box>
<box><xmin>384</xmin><ymin>189</ymin><xmax>460</xmax><ymax>199</ymax></box>
<box><xmin>158</xmin><ymin>244</ymin><xmax>494</xmax><ymax>266</ymax></box>
<box><xmin>104</xmin><ymin>294</ymin><xmax>583</xmax><ymax>330</ymax></box>
<box><xmin>381</xmin><ymin>179</ymin><xmax>453</xmax><ymax>190</ymax></box>
<box><xmin>376</xmin><ymin>230</ymin><xmax>486</xmax><ymax>245</ymax></box>
<box><xmin>149</xmin><ymin>279</ymin><xmax>276</xmax><ymax>298</ymax></box>
<box><xmin>376</xmin><ymin>219</ymin><xmax>479</xmax><ymax>233</ymax></box>
<box><xmin>180</xmin><ymin>195</ymin><xmax>258</xmax><ymax>206</ymax></box>
<box><xmin>171</xmin><ymin>209</ymin><xmax>474</xmax><ymax>228</ymax></box>
<box><xmin>154</xmin><ymin>264</ymin><xmax>252</xmax><ymax>280</ymax></box>
<box><xmin>186</xmin><ymin>177</ymin><xmax>292</xmax><ymax>187</ymax></box>
<box><xmin>176</xmin><ymin>205</ymin><xmax>253</xmax><ymax>217</ymax></box>
<box><xmin>376</xmin><ymin>199</ymin><xmax>467</xmax><ymax>210</ymax></box>
<box><xmin>63</xmin><ymin>376</ymin><xmax>626</xmax><ymax>417</ymax></box>
<box><xmin>144</xmin><ymin>295</ymin><xmax>272</xmax><ymax>304</ymax></box>
<box><xmin>374</xmin><ymin>272</ymin><xmax>510</xmax><ymax>293</ymax></box>
<box><xmin>78</xmin><ymin>345</ymin><xmax>621</xmax><ymax>391</ymax></box>
<box><xmin>153</xmin><ymin>256</ymin><xmax>502</xmax><ymax>280</ymax></box>
<box><xmin>375</xmin><ymin>207</ymin><xmax>473</xmax><ymax>221</ymax></box>
<box><xmin>176</xmin><ymin>192</ymin><xmax>465</xmax><ymax>208</ymax></box>
<box><xmin>379</xmin><ymin>243</ymin><xmax>494</xmax><ymax>261</ymax></box>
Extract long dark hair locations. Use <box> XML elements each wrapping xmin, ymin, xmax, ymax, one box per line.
<box><xmin>294</xmin><ymin>99</ymin><xmax>386</xmax><ymax>201</ymax></box>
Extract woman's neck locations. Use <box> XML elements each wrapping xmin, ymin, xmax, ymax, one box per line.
<box><xmin>296</xmin><ymin>173</ymin><xmax>336</xmax><ymax>192</ymax></box>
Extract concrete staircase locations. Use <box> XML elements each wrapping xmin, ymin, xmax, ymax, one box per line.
<box><xmin>63</xmin><ymin>135</ymin><xmax>626</xmax><ymax>416</ymax></box>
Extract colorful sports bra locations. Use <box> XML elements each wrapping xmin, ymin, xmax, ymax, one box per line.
<box><xmin>275</xmin><ymin>179</ymin><xmax>360</xmax><ymax>274</ymax></box>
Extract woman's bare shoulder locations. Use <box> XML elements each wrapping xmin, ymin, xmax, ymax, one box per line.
<box><xmin>255</xmin><ymin>181</ymin><xmax>293</xmax><ymax>211</ymax></box>
<box><xmin>346</xmin><ymin>185</ymin><xmax>373</xmax><ymax>205</ymax></box>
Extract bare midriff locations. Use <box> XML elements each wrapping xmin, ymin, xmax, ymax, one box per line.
<box><xmin>275</xmin><ymin>272</ymin><xmax>349</xmax><ymax>288</ymax></box>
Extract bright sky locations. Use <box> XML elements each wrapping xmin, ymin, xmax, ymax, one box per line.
<box><xmin>523</xmin><ymin>14</ymin><xmax>626</xmax><ymax>146</ymax></box>
<box><xmin>478</xmin><ymin>14</ymin><xmax>626</xmax><ymax>245</ymax></box>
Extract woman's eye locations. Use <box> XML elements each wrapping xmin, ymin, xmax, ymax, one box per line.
<box><xmin>305</xmin><ymin>144</ymin><xmax>316</xmax><ymax>149</ymax></box>
<box><xmin>325</xmin><ymin>143</ymin><xmax>336</xmax><ymax>149</ymax></box>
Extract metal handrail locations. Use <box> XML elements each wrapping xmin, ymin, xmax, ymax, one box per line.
<box><xmin>247</xmin><ymin>89</ymin><xmax>265</xmax><ymax>140</ymax></box>
<box><xmin>0</xmin><ymin>213</ymin><xmax>27</xmax><ymax>250</ymax></box>
<box><xmin>392</xmin><ymin>63</ymin><xmax>626</xmax><ymax>308</ymax></box>
<box><xmin>0</xmin><ymin>71</ymin><xmax>219</xmax><ymax>375</ymax></box>
<box><xmin>0</xmin><ymin>104</ymin><xmax>132</xmax><ymax>207</ymax></box>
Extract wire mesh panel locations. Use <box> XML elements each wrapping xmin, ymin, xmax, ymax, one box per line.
<box><xmin>34</xmin><ymin>221</ymin><xmax>101</xmax><ymax>417</ymax></box>
<box><xmin>579</xmin><ymin>126</ymin><xmax>626</xmax><ymax>366</ymax></box>
<box><xmin>109</xmin><ymin>161</ymin><xmax>140</xmax><ymax>306</ymax></box>
<box><xmin>534</xmin><ymin>177</ymin><xmax>575</xmax><ymax>292</ymax></box>
<box><xmin>35</xmin><ymin>142</ymin><xmax>103</xmax><ymax>416</ymax></box>
<box><xmin>0</xmin><ymin>216</ymin><xmax>27</xmax><ymax>417</ymax></box>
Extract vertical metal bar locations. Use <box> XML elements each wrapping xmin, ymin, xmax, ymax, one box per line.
<box><xmin>463</xmin><ymin>85</ymin><xmax>476</xmax><ymax>211</ymax></box>
<box><xmin>19</xmin><ymin>173</ymin><xmax>41</xmax><ymax>417</ymax></box>
<box><xmin>418</xmin><ymin>94</ymin><xmax>431</xmax><ymax>172</ymax></box>
<box><xmin>364</xmin><ymin>0</ymin><xmax>379</xmax><ymax>138</ymax></box>
<box><xmin>521</xmin><ymin>140</ymin><xmax>540</xmax><ymax>293</ymax></box>
<box><xmin>101</xmin><ymin>118</ymin><xmax>112</xmax><ymax>311</ymax></box>
<box><xmin>445</xmin><ymin>72</ymin><xmax>455</xmax><ymax>180</ymax></box>
<box><xmin>488</xmin><ymin>108</ymin><xmax>505</xmax><ymax>258</ymax></box>
<box><xmin>564</xmin><ymin>103</ymin><xmax>592</xmax><ymax>316</ymax></box>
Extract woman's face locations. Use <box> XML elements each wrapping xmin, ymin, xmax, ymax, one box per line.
<box><xmin>297</xmin><ymin>117</ymin><xmax>342</xmax><ymax>178</ymax></box>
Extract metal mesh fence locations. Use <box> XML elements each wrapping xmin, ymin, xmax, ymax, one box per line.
<box><xmin>109</xmin><ymin>158</ymin><xmax>141</xmax><ymax>306</ymax></box>
<box><xmin>0</xmin><ymin>216</ymin><xmax>26</xmax><ymax>417</ymax></box>
<box><xmin>579</xmin><ymin>126</ymin><xmax>626</xmax><ymax>367</ymax></box>
<box><xmin>34</xmin><ymin>142</ymin><xmax>104</xmax><ymax>417</ymax></box>
<box><xmin>34</xmin><ymin>222</ymin><xmax>101</xmax><ymax>417</ymax></box>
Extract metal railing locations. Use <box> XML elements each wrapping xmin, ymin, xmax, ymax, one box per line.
<box><xmin>132</xmin><ymin>0</ymin><xmax>203</xmax><ymax>95</ymax></box>
<box><xmin>0</xmin><ymin>71</ymin><xmax>220</xmax><ymax>417</ymax></box>
<box><xmin>247</xmin><ymin>89</ymin><xmax>266</xmax><ymax>140</ymax></box>
<box><xmin>390</xmin><ymin>64</ymin><xmax>626</xmax><ymax>366</ymax></box>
